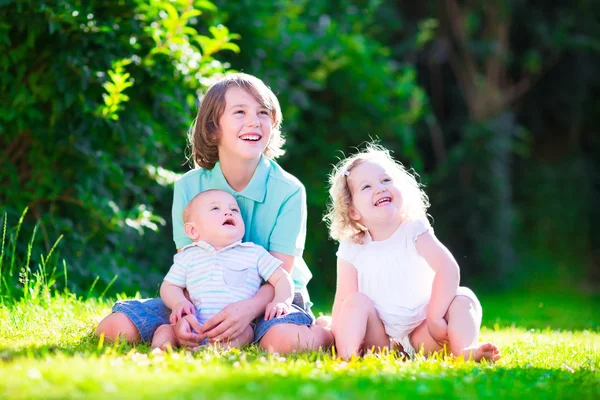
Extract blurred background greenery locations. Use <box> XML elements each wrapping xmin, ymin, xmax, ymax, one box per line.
<box><xmin>1</xmin><ymin>0</ymin><xmax>599</xmax><ymax>306</ymax></box>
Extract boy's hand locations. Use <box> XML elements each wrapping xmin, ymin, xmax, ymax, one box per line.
<box><xmin>427</xmin><ymin>317</ymin><xmax>449</xmax><ymax>346</ymax></box>
<box><xmin>170</xmin><ymin>300</ymin><xmax>196</xmax><ymax>325</ymax></box>
<box><xmin>264</xmin><ymin>301</ymin><xmax>290</xmax><ymax>320</ymax></box>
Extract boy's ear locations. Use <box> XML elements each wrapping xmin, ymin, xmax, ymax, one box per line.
<box><xmin>184</xmin><ymin>222</ymin><xmax>200</xmax><ymax>241</ymax></box>
<box><xmin>349</xmin><ymin>206</ymin><xmax>361</xmax><ymax>221</ymax></box>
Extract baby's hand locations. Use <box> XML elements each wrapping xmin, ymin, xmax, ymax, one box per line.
<box><xmin>264</xmin><ymin>302</ymin><xmax>290</xmax><ymax>320</ymax></box>
<box><xmin>170</xmin><ymin>300</ymin><xmax>196</xmax><ymax>325</ymax></box>
<box><xmin>427</xmin><ymin>317</ymin><xmax>449</xmax><ymax>346</ymax></box>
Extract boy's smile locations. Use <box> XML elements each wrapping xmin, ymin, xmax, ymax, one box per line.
<box><xmin>218</xmin><ymin>86</ymin><xmax>273</xmax><ymax>163</ymax></box>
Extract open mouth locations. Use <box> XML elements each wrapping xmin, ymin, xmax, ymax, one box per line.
<box><xmin>222</xmin><ymin>218</ymin><xmax>236</xmax><ymax>226</ymax></box>
<box><xmin>239</xmin><ymin>133</ymin><xmax>262</xmax><ymax>142</ymax></box>
<box><xmin>374</xmin><ymin>197</ymin><xmax>392</xmax><ymax>207</ymax></box>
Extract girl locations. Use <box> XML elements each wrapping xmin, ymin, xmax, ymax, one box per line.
<box><xmin>324</xmin><ymin>144</ymin><xmax>500</xmax><ymax>361</ymax></box>
<box><xmin>96</xmin><ymin>73</ymin><xmax>333</xmax><ymax>353</ymax></box>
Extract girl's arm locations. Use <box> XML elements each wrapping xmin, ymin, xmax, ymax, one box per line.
<box><xmin>415</xmin><ymin>231</ymin><xmax>460</xmax><ymax>322</ymax></box>
<box><xmin>331</xmin><ymin>259</ymin><xmax>359</xmax><ymax>333</ymax></box>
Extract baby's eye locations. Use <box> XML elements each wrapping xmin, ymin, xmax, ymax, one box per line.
<box><xmin>382</xmin><ymin>178</ymin><xmax>392</xmax><ymax>183</ymax></box>
<box><xmin>231</xmin><ymin>208</ymin><xmax>240</xmax><ymax>213</ymax></box>
<box><xmin>259</xmin><ymin>110</ymin><xmax>270</xmax><ymax>115</ymax></box>
<box><xmin>211</xmin><ymin>207</ymin><xmax>220</xmax><ymax>211</ymax></box>
<box><xmin>361</xmin><ymin>185</ymin><xmax>371</xmax><ymax>191</ymax></box>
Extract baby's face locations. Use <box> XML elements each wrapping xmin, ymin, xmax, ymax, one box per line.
<box><xmin>188</xmin><ymin>190</ymin><xmax>245</xmax><ymax>246</ymax></box>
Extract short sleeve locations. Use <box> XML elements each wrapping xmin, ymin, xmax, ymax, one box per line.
<box><xmin>269</xmin><ymin>186</ymin><xmax>306</xmax><ymax>256</ymax></box>
<box><xmin>255</xmin><ymin>246</ymin><xmax>284</xmax><ymax>281</ymax></box>
<box><xmin>172</xmin><ymin>179</ymin><xmax>192</xmax><ymax>249</ymax></box>
<box><xmin>336</xmin><ymin>240</ymin><xmax>359</xmax><ymax>264</ymax></box>
<box><xmin>411</xmin><ymin>219</ymin><xmax>433</xmax><ymax>243</ymax></box>
<box><xmin>163</xmin><ymin>255</ymin><xmax>187</xmax><ymax>289</ymax></box>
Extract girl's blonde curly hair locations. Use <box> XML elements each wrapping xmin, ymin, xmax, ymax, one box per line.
<box><xmin>323</xmin><ymin>143</ymin><xmax>430</xmax><ymax>243</ymax></box>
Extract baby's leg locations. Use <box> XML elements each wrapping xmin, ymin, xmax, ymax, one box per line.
<box><xmin>151</xmin><ymin>324</ymin><xmax>177</xmax><ymax>350</ymax></box>
<box><xmin>333</xmin><ymin>292</ymin><xmax>389</xmax><ymax>360</ymax></box>
<box><xmin>445</xmin><ymin>292</ymin><xmax>500</xmax><ymax>362</ymax></box>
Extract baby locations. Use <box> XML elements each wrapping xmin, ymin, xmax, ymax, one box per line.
<box><xmin>152</xmin><ymin>189</ymin><xmax>294</xmax><ymax>349</ymax></box>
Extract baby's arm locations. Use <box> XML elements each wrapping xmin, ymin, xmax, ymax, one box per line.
<box><xmin>331</xmin><ymin>259</ymin><xmax>359</xmax><ymax>333</ymax></box>
<box><xmin>415</xmin><ymin>231</ymin><xmax>460</xmax><ymax>343</ymax></box>
<box><xmin>264</xmin><ymin>267</ymin><xmax>294</xmax><ymax>320</ymax></box>
<box><xmin>160</xmin><ymin>281</ymin><xmax>195</xmax><ymax>325</ymax></box>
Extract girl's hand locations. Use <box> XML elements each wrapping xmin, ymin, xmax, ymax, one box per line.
<box><xmin>199</xmin><ymin>299</ymin><xmax>255</xmax><ymax>343</ymax></box>
<box><xmin>173</xmin><ymin>314</ymin><xmax>205</xmax><ymax>349</ymax></box>
<box><xmin>169</xmin><ymin>300</ymin><xmax>196</xmax><ymax>325</ymax></box>
<box><xmin>264</xmin><ymin>301</ymin><xmax>290</xmax><ymax>320</ymax></box>
<box><xmin>427</xmin><ymin>317</ymin><xmax>449</xmax><ymax>346</ymax></box>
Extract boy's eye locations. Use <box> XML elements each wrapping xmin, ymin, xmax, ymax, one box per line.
<box><xmin>211</xmin><ymin>207</ymin><xmax>220</xmax><ymax>211</ymax></box>
<box><xmin>382</xmin><ymin>178</ymin><xmax>392</xmax><ymax>183</ymax></box>
<box><xmin>231</xmin><ymin>208</ymin><xmax>240</xmax><ymax>213</ymax></box>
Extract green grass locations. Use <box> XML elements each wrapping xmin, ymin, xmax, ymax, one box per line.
<box><xmin>0</xmin><ymin>290</ymin><xmax>598</xmax><ymax>399</ymax></box>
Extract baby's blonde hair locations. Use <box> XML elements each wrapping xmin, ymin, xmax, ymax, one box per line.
<box><xmin>323</xmin><ymin>143</ymin><xmax>430</xmax><ymax>243</ymax></box>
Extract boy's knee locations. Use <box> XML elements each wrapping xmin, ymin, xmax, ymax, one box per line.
<box><xmin>96</xmin><ymin>312</ymin><xmax>140</xmax><ymax>343</ymax></box>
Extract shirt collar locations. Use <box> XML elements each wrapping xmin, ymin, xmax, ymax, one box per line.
<box><xmin>183</xmin><ymin>240</ymin><xmax>243</xmax><ymax>252</ymax></box>
<box><xmin>209</xmin><ymin>155</ymin><xmax>270</xmax><ymax>203</ymax></box>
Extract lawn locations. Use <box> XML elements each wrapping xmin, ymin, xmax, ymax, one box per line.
<box><xmin>0</xmin><ymin>288</ymin><xmax>598</xmax><ymax>399</ymax></box>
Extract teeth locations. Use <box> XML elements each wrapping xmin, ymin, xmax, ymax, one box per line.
<box><xmin>240</xmin><ymin>134</ymin><xmax>261</xmax><ymax>141</ymax></box>
<box><xmin>375</xmin><ymin>198</ymin><xmax>391</xmax><ymax>206</ymax></box>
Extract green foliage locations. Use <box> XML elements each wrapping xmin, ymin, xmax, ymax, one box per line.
<box><xmin>0</xmin><ymin>0</ymin><xmax>238</xmax><ymax>294</ymax></box>
<box><xmin>213</xmin><ymin>0</ymin><xmax>428</xmax><ymax>300</ymax></box>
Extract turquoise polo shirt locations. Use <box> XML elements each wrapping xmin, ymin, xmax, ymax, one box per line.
<box><xmin>172</xmin><ymin>155</ymin><xmax>313</xmax><ymax>299</ymax></box>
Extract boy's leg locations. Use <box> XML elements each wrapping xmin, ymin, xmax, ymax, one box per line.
<box><xmin>212</xmin><ymin>325</ymin><xmax>255</xmax><ymax>350</ymax></box>
<box><xmin>331</xmin><ymin>292</ymin><xmax>389</xmax><ymax>360</ymax></box>
<box><xmin>152</xmin><ymin>324</ymin><xmax>177</xmax><ymax>350</ymax></box>
<box><xmin>96</xmin><ymin>313</ymin><xmax>141</xmax><ymax>343</ymax></box>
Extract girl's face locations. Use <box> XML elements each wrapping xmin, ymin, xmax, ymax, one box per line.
<box><xmin>217</xmin><ymin>86</ymin><xmax>273</xmax><ymax>164</ymax></box>
<box><xmin>348</xmin><ymin>160</ymin><xmax>404</xmax><ymax>228</ymax></box>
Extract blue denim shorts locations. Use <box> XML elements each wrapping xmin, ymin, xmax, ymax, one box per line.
<box><xmin>112</xmin><ymin>292</ymin><xmax>315</xmax><ymax>344</ymax></box>
<box><xmin>253</xmin><ymin>292</ymin><xmax>315</xmax><ymax>343</ymax></box>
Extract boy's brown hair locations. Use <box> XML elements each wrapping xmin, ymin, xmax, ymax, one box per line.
<box><xmin>188</xmin><ymin>73</ymin><xmax>285</xmax><ymax>170</ymax></box>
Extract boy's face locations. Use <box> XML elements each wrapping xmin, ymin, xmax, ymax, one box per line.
<box><xmin>217</xmin><ymin>86</ymin><xmax>273</xmax><ymax>163</ymax></box>
<box><xmin>185</xmin><ymin>190</ymin><xmax>245</xmax><ymax>248</ymax></box>
<box><xmin>347</xmin><ymin>161</ymin><xmax>405</xmax><ymax>228</ymax></box>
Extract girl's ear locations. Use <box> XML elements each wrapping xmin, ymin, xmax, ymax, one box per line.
<box><xmin>349</xmin><ymin>206</ymin><xmax>361</xmax><ymax>221</ymax></box>
<box><xmin>184</xmin><ymin>222</ymin><xmax>201</xmax><ymax>241</ymax></box>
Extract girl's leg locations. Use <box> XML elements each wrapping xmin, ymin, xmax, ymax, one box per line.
<box><xmin>331</xmin><ymin>292</ymin><xmax>389</xmax><ymax>359</ymax></box>
<box><xmin>410</xmin><ymin>293</ymin><xmax>500</xmax><ymax>362</ymax></box>
<box><xmin>445</xmin><ymin>294</ymin><xmax>500</xmax><ymax>361</ymax></box>
<box><xmin>96</xmin><ymin>312</ymin><xmax>141</xmax><ymax>343</ymax></box>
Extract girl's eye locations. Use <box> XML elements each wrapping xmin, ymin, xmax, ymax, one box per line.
<box><xmin>382</xmin><ymin>178</ymin><xmax>392</xmax><ymax>183</ymax></box>
<box><xmin>234</xmin><ymin>109</ymin><xmax>245</xmax><ymax>115</ymax></box>
<box><xmin>361</xmin><ymin>185</ymin><xmax>371</xmax><ymax>191</ymax></box>
<box><xmin>259</xmin><ymin>110</ymin><xmax>270</xmax><ymax>115</ymax></box>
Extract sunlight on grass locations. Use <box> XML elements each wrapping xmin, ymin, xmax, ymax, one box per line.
<box><xmin>0</xmin><ymin>293</ymin><xmax>598</xmax><ymax>399</ymax></box>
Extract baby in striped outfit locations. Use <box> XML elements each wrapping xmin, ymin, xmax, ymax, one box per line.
<box><xmin>152</xmin><ymin>189</ymin><xmax>294</xmax><ymax>349</ymax></box>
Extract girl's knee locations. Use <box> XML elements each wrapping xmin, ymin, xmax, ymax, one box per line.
<box><xmin>96</xmin><ymin>312</ymin><xmax>140</xmax><ymax>343</ymax></box>
<box><xmin>343</xmin><ymin>292</ymin><xmax>374</xmax><ymax>310</ymax></box>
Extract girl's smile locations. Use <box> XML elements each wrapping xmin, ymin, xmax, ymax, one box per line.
<box><xmin>348</xmin><ymin>160</ymin><xmax>405</xmax><ymax>239</ymax></box>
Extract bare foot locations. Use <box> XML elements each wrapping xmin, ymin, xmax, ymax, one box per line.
<box><xmin>315</xmin><ymin>316</ymin><xmax>332</xmax><ymax>329</ymax></box>
<box><xmin>461</xmin><ymin>342</ymin><xmax>501</xmax><ymax>362</ymax></box>
<box><xmin>151</xmin><ymin>324</ymin><xmax>177</xmax><ymax>350</ymax></box>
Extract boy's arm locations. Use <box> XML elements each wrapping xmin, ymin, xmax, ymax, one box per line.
<box><xmin>331</xmin><ymin>259</ymin><xmax>359</xmax><ymax>332</ymax></box>
<box><xmin>160</xmin><ymin>281</ymin><xmax>189</xmax><ymax>309</ymax></box>
<box><xmin>415</xmin><ymin>231</ymin><xmax>460</xmax><ymax>343</ymax></box>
